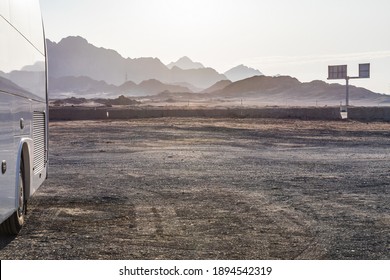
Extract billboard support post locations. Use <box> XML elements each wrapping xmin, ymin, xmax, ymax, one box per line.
<box><xmin>346</xmin><ymin>77</ymin><xmax>349</xmax><ymax>107</ymax></box>
<box><xmin>327</xmin><ymin>63</ymin><xmax>370</xmax><ymax>119</ymax></box>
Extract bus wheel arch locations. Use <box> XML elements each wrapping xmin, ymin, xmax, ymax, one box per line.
<box><xmin>21</xmin><ymin>142</ymin><xmax>32</xmax><ymax>199</ymax></box>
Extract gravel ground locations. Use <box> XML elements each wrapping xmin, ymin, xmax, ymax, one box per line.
<box><xmin>0</xmin><ymin>118</ymin><xmax>389</xmax><ymax>259</ymax></box>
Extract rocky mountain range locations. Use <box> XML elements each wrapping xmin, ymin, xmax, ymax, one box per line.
<box><xmin>167</xmin><ymin>56</ymin><xmax>205</xmax><ymax>70</ymax></box>
<box><xmin>207</xmin><ymin>75</ymin><xmax>390</xmax><ymax>106</ymax></box>
<box><xmin>46</xmin><ymin>36</ymin><xmax>226</xmax><ymax>89</ymax></box>
<box><xmin>49</xmin><ymin>76</ymin><xmax>193</xmax><ymax>98</ymax></box>
<box><xmin>145</xmin><ymin>75</ymin><xmax>389</xmax><ymax>106</ymax></box>
<box><xmin>43</xmin><ymin>36</ymin><xmax>269</xmax><ymax>98</ymax></box>
<box><xmin>2</xmin><ymin>35</ymin><xmax>388</xmax><ymax>105</ymax></box>
<box><xmin>224</xmin><ymin>65</ymin><xmax>263</xmax><ymax>82</ymax></box>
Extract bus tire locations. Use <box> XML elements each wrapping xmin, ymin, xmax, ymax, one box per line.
<box><xmin>0</xmin><ymin>159</ymin><xmax>26</xmax><ymax>235</ymax></box>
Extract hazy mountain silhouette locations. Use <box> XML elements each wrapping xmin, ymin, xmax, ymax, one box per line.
<box><xmin>8</xmin><ymin>35</ymin><xmax>381</xmax><ymax>104</ymax></box>
<box><xmin>210</xmin><ymin>75</ymin><xmax>387</xmax><ymax>104</ymax></box>
<box><xmin>138</xmin><ymin>79</ymin><xmax>191</xmax><ymax>95</ymax></box>
<box><xmin>117</xmin><ymin>80</ymin><xmax>139</xmax><ymax>94</ymax></box>
<box><xmin>224</xmin><ymin>65</ymin><xmax>263</xmax><ymax>82</ymax></box>
<box><xmin>214</xmin><ymin>75</ymin><xmax>299</xmax><ymax>97</ymax></box>
<box><xmin>47</xmin><ymin>36</ymin><xmax>225</xmax><ymax>89</ymax></box>
<box><xmin>167</xmin><ymin>56</ymin><xmax>205</xmax><ymax>70</ymax></box>
<box><xmin>46</xmin><ymin>36</ymin><xmax>167</xmax><ymax>86</ymax></box>
<box><xmin>49</xmin><ymin>75</ymin><xmax>192</xmax><ymax>98</ymax></box>
<box><xmin>171</xmin><ymin>82</ymin><xmax>204</xmax><ymax>93</ymax></box>
<box><xmin>169</xmin><ymin>66</ymin><xmax>226</xmax><ymax>90</ymax></box>
<box><xmin>49</xmin><ymin>76</ymin><xmax>118</xmax><ymax>96</ymax></box>
<box><xmin>202</xmin><ymin>80</ymin><xmax>232</xmax><ymax>93</ymax></box>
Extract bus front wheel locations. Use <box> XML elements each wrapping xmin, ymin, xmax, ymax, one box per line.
<box><xmin>0</xmin><ymin>159</ymin><xmax>27</xmax><ymax>235</ymax></box>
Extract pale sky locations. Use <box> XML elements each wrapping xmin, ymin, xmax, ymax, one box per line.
<box><xmin>40</xmin><ymin>0</ymin><xmax>390</xmax><ymax>94</ymax></box>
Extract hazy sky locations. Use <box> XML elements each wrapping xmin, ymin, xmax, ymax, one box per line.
<box><xmin>40</xmin><ymin>0</ymin><xmax>390</xmax><ymax>94</ymax></box>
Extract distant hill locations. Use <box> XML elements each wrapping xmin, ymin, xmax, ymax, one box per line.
<box><xmin>117</xmin><ymin>80</ymin><xmax>139</xmax><ymax>94</ymax></box>
<box><xmin>47</xmin><ymin>36</ymin><xmax>225</xmax><ymax>89</ymax></box>
<box><xmin>138</xmin><ymin>79</ymin><xmax>191</xmax><ymax>95</ymax></box>
<box><xmin>213</xmin><ymin>75</ymin><xmax>300</xmax><ymax>97</ymax></box>
<box><xmin>169</xmin><ymin>66</ymin><xmax>226</xmax><ymax>90</ymax></box>
<box><xmin>209</xmin><ymin>75</ymin><xmax>387</xmax><ymax>105</ymax></box>
<box><xmin>48</xmin><ymin>76</ymin><xmax>192</xmax><ymax>98</ymax></box>
<box><xmin>171</xmin><ymin>82</ymin><xmax>204</xmax><ymax>93</ymax></box>
<box><xmin>167</xmin><ymin>56</ymin><xmax>205</xmax><ymax>70</ymax></box>
<box><xmin>49</xmin><ymin>76</ymin><xmax>117</xmax><ymax>96</ymax></box>
<box><xmin>202</xmin><ymin>80</ymin><xmax>232</xmax><ymax>93</ymax></box>
<box><xmin>224</xmin><ymin>65</ymin><xmax>263</xmax><ymax>82</ymax></box>
<box><xmin>52</xmin><ymin>95</ymin><xmax>141</xmax><ymax>107</ymax></box>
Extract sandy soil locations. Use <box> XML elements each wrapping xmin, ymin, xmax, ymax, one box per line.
<box><xmin>0</xmin><ymin>118</ymin><xmax>389</xmax><ymax>259</ymax></box>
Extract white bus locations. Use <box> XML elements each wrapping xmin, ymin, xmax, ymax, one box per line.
<box><xmin>0</xmin><ymin>0</ymin><xmax>48</xmax><ymax>234</ymax></box>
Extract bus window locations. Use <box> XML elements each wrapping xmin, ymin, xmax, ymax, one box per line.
<box><xmin>0</xmin><ymin>11</ymin><xmax>46</xmax><ymax>101</ymax></box>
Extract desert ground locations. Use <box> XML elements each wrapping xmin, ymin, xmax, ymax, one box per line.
<box><xmin>0</xmin><ymin>117</ymin><xmax>389</xmax><ymax>259</ymax></box>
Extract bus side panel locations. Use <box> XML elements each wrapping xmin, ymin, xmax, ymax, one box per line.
<box><xmin>0</xmin><ymin>0</ymin><xmax>47</xmax><ymax>225</ymax></box>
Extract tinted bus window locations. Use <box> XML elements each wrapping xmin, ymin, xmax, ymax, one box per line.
<box><xmin>0</xmin><ymin>0</ymin><xmax>46</xmax><ymax>101</ymax></box>
<box><xmin>1</xmin><ymin>0</ymin><xmax>45</xmax><ymax>54</ymax></box>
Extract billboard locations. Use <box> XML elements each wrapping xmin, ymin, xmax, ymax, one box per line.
<box><xmin>359</xmin><ymin>63</ymin><xmax>370</xmax><ymax>78</ymax></box>
<box><xmin>328</xmin><ymin>65</ymin><xmax>347</xmax><ymax>80</ymax></box>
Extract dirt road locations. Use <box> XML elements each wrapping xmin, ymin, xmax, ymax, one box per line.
<box><xmin>0</xmin><ymin>118</ymin><xmax>389</xmax><ymax>259</ymax></box>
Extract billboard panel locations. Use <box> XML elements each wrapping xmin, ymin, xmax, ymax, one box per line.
<box><xmin>359</xmin><ymin>63</ymin><xmax>370</xmax><ymax>78</ymax></box>
<box><xmin>328</xmin><ymin>65</ymin><xmax>347</xmax><ymax>79</ymax></box>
